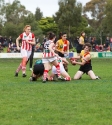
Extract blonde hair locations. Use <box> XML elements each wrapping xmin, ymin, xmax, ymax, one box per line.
<box><xmin>23</xmin><ymin>25</ymin><xmax>31</xmax><ymax>32</ymax></box>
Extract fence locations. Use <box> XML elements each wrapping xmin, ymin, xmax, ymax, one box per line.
<box><xmin>0</xmin><ymin>52</ymin><xmax>112</xmax><ymax>58</ymax></box>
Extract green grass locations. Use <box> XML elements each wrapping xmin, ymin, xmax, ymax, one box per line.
<box><xmin>0</xmin><ymin>58</ymin><xmax>112</xmax><ymax>125</ymax></box>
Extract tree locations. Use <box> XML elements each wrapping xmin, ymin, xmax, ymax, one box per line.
<box><xmin>101</xmin><ymin>0</ymin><xmax>112</xmax><ymax>35</ymax></box>
<box><xmin>3</xmin><ymin>0</ymin><xmax>31</xmax><ymax>24</ymax></box>
<box><xmin>54</xmin><ymin>0</ymin><xmax>82</xmax><ymax>37</ymax></box>
<box><xmin>0</xmin><ymin>0</ymin><xmax>43</xmax><ymax>40</ymax></box>
<box><xmin>35</xmin><ymin>7</ymin><xmax>43</xmax><ymax>21</ymax></box>
<box><xmin>83</xmin><ymin>0</ymin><xmax>106</xmax><ymax>30</ymax></box>
<box><xmin>38</xmin><ymin>17</ymin><xmax>58</xmax><ymax>35</ymax></box>
<box><xmin>0</xmin><ymin>0</ymin><xmax>5</xmax><ymax>25</ymax></box>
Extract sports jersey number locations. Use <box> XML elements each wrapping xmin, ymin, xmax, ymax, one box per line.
<box><xmin>44</xmin><ymin>41</ymin><xmax>50</xmax><ymax>50</ymax></box>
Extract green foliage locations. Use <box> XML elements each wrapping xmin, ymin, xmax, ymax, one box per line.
<box><xmin>102</xmin><ymin>0</ymin><xmax>112</xmax><ymax>35</ymax></box>
<box><xmin>54</xmin><ymin>0</ymin><xmax>83</xmax><ymax>37</ymax></box>
<box><xmin>0</xmin><ymin>58</ymin><xmax>112</xmax><ymax>125</ymax></box>
<box><xmin>0</xmin><ymin>0</ymin><xmax>43</xmax><ymax>40</ymax></box>
<box><xmin>4</xmin><ymin>0</ymin><xmax>30</xmax><ymax>24</ymax></box>
<box><xmin>83</xmin><ymin>0</ymin><xmax>106</xmax><ymax>31</ymax></box>
<box><xmin>38</xmin><ymin>17</ymin><xmax>58</xmax><ymax>35</ymax></box>
<box><xmin>2</xmin><ymin>22</ymin><xmax>19</xmax><ymax>38</ymax></box>
<box><xmin>35</xmin><ymin>7</ymin><xmax>43</xmax><ymax>21</ymax></box>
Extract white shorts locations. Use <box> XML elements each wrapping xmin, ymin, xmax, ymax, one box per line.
<box><xmin>52</xmin><ymin>63</ymin><xmax>65</xmax><ymax>74</ymax></box>
<box><xmin>21</xmin><ymin>49</ymin><xmax>31</xmax><ymax>59</ymax></box>
<box><xmin>42</xmin><ymin>56</ymin><xmax>57</xmax><ymax>63</ymax></box>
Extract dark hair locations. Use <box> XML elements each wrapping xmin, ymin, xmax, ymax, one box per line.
<box><xmin>80</xmin><ymin>31</ymin><xmax>85</xmax><ymax>36</ymax></box>
<box><xmin>48</xmin><ymin>32</ymin><xmax>56</xmax><ymax>40</ymax></box>
<box><xmin>59</xmin><ymin>32</ymin><xmax>67</xmax><ymax>39</ymax></box>
<box><xmin>83</xmin><ymin>43</ymin><xmax>92</xmax><ymax>51</ymax></box>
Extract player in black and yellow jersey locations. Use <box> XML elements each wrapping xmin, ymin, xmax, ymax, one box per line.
<box><xmin>71</xmin><ymin>43</ymin><xmax>100</xmax><ymax>80</ymax></box>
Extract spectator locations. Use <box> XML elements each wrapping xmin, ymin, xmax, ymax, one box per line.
<box><xmin>95</xmin><ymin>44</ymin><xmax>100</xmax><ymax>52</ymax></box>
<box><xmin>36</xmin><ymin>37</ymin><xmax>40</xmax><ymax>44</ymax></box>
<box><xmin>8</xmin><ymin>36</ymin><xmax>13</xmax><ymax>45</ymax></box>
<box><xmin>91</xmin><ymin>37</ymin><xmax>97</xmax><ymax>51</ymax></box>
<box><xmin>0</xmin><ymin>42</ymin><xmax>4</xmax><ymax>52</ymax></box>
<box><xmin>99</xmin><ymin>45</ymin><xmax>103</xmax><ymax>52</ymax></box>
<box><xmin>3</xmin><ymin>36</ymin><xmax>8</xmax><ymax>47</ymax></box>
<box><xmin>110</xmin><ymin>37</ymin><xmax>112</xmax><ymax>51</ymax></box>
<box><xmin>84</xmin><ymin>36</ymin><xmax>88</xmax><ymax>43</ymax></box>
<box><xmin>105</xmin><ymin>36</ymin><xmax>110</xmax><ymax>48</ymax></box>
<box><xmin>35</xmin><ymin>42</ymin><xmax>42</xmax><ymax>52</ymax></box>
<box><xmin>74</xmin><ymin>36</ymin><xmax>79</xmax><ymax>49</ymax></box>
<box><xmin>76</xmin><ymin>31</ymin><xmax>85</xmax><ymax>56</ymax></box>
<box><xmin>0</xmin><ymin>35</ymin><xmax>4</xmax><ymax>46</ymax></box>
<box><xmin>107</xmin><ymin>46</ymin><xmax>110</xmax><ymax>52</ymax></box>
<box><xmin>103</xmin><ymin>44</ymin><xmax>107</xmax><ymax>51</ymax></box>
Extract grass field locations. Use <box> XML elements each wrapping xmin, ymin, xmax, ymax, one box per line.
<box><xmin>0</xmin><ymin>58</ymin><xmax>112</xmax><ymax>125</ymax></box>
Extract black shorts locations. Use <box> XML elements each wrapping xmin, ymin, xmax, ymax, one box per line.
<box><xmin>76</xmin><ymin>49</ymin><xmax>82</xmax><ymax>53</ymax></box>
<box><xmin>57</xmin><ymin>51</ymin><xmax>64</xmax><ymax>57</ymax></box>
<box><xmin>79</xmin><ymin>65</ymin><xmax>92</xmax><ymax>74</ymax></box>
<box><xmin>33</xmin><ymin>64</ymin><xmax>44</xmax><ymax>75</ymax></box>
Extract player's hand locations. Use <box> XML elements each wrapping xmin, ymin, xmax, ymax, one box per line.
<box><xmin>17</xmin><ymin>46</ymin><xmax>20</xmax><ymax>50</ymax></box>
<box><xmin>26</xmin><ymin>40</ymin><xmax>30</xmax><ymax>43</ymax></box>
<box><xmin>72</xmin><ymin>60</ymin><xmax>76</xmax><ymax>65</ymax></box>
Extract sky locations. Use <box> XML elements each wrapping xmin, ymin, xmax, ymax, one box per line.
<box><xmin>6</xmin><ymin>0</ymin><xmax>90</xmax><ymax>17</ymax></box>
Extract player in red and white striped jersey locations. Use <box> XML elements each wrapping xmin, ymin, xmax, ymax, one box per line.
<box><xmin>15</xmin><ymin>25</ymin><xmax>36</xmax><ymax>77</ymax></box>
<box><xmin>42</xmin><ymin>32</ymin><xmax>62</xmax><ymax>83</ymax></box>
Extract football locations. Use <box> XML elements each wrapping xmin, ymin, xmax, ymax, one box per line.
<box><xmin>70</xmin><ymin>57</ymin><xmax>75</xmax><ymax>61</ymax></box>
<box><xmin>70</xmin><ymin>58</ymin><xmax>76</xmax><ymax>65</ymax></box>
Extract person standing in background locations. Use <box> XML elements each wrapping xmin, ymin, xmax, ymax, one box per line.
<box><xmin>76</xmin><ymin>31</ymin><xmax>85</xmax><ymax>56</ymax></box>
<box><xmin>15</xmin><ymin>25</ymin><xmax>35</xmax><ymax>77</ymax></box>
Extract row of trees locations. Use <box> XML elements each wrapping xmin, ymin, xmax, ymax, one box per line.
<box><xmin>0</xmin><ymin>0</ymin><xmax>112</xmax><ymax>43</ymax></box>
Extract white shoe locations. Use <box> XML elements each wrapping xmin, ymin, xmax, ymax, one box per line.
<box><xmin>96</xmin><ymin>76</ymin><xmax>101</xmax><ymax>80</ymax></box>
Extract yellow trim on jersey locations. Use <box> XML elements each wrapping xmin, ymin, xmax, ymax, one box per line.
<box><xmin>56</xmin><ymin>39</ymin><xmax>64</xmax><ymax>51</ymax></box>
<box><xmin>80</xmin><ymin>50</ymin><xmax>85</xmax><ymax>62</ymax></box>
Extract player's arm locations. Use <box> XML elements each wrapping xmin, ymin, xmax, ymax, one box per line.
<box><xmin>26</xmin><ymin>34</ymin><xmax>36</xmax><ymax>45</ymax></box>
<box><xmin>73</xmin><ymin>55</ymin><xmax>90</xmax><ymax>66</ymax></box>
<box><xmin>75</xmin><ymin>56</ymin><xmax>81</xmax><ymax>59</ymax></box>
<box><xmin>49</xmin><ymin>43</ymin><xmax>58</xmax><ymax>56</ymax></box>
<box><xmin>16</xmin><ymin>36</ymin><xmax>21</xmax><ymax>50</ymax></box>
<box><xmin>62</xmin><ymin>58</ymin><xmax>69</xmax><ymax>65</ymax></box>
<box><xmin>28</xmin><ymin>37</ymin><xmax>36</xmax><ymax>45</ymax></box>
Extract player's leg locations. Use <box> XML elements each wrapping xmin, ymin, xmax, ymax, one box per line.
<box><xmin>15</xmin><ymin>62</ymin><xmax>22</xmax><ymax>76</ymax></box>
<box><xmin>22</xmin><ymin>50</ymin><xmax>31</xmax><ymax>77</ymax></box>
<box><xmin>15</xmin><ymin>49</ymin><xmax>28</xmax><ymax>77</ymax></box>
<box><xmin>74</xmin><ymin>71</ymin><xmax>83</xmax><ymax>80</ymax></box>
<box><xmin>50</xmin><ymin>65</ymin><xmax>57</xmax><ymax>81</ymax></box>
<box><xmin>51</xmin><ymin>58</ymin><xmax>61</xmax><ymax>78</ymax></box>
<box><xmin>60</xmin><ymin>63</ymin><xmax>71</xmax><ymax>81</ymax></box>
<box><xmin>88</xmin><ymin>70</ymin><xmax>100</xmax><ymax>80</ymax></box>
<box><xmin>42</xmin><ymin>58</ymin><xmax>50</xmax><ymax>83</ymax></box>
